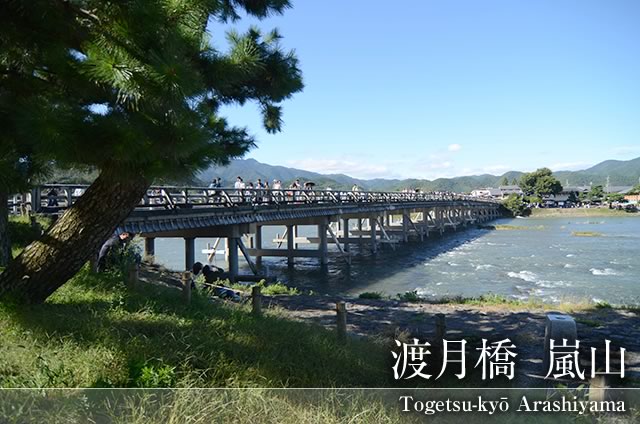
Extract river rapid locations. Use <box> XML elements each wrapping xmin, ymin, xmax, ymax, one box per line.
<box><xmin>151</xmin><ymin>216</ymin><xmax>640</xmax><ymax>306</ymax></box>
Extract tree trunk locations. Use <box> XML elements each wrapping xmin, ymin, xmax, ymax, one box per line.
<box><xmin>0</xmin><ymin>190</ymin><xmax>10</xmax><ymax>268</ymax></box>
<box><xmin>0</xmin><ymin>170</ymin><xmax>149</xmax><ymax>303</ymax></box>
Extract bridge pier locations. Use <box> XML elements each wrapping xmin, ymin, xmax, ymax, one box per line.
<box><xmin>402</xmin><ymin>213</ymin><xmax>409</xmax><ymax>242</ymax></box>
<box><xmin>370</xmin><ymin>216</ymin><xmax>378</xmax><ymax>254</ymax></box>
<box><xmin>342</xmin><ymin>218</ymin><xmax>350</xmax><ymax>254</ymax></box>
<box><xmin>184</xmin><ymin>237</ymin><xmax>195</xmax><ymax>271</ymax></box>
<box><xmin>255</xmin><ymin>225</ymin><xmax>263</xmax><ymax>268</ymax></box>
<box><xmin>318</xmin><ymin>218</ymin><xmax>329</xmax><ymax>265</ymax></box>
<box><xmin>227</xmin><ymin>236</ymin><xmax>239</xmax><ymax>280</ymax></box>
<box><xmin>287</xmin><ymin>224</ymin><xmax>295</xmax><ymax>266</ymax></box>
<box><xmin>144</xmin><ymin>237</ymin><xmax>155</xmax><ymax>262</ymax></box>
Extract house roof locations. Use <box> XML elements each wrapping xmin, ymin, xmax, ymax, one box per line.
<box><xmin>605</xmin><ymin>186</ymin><xmax>633</xmax><ymax>194</ymax></box>
<box><xmin>563</xmin><ymin>186</ymin><xmax>590</xmax><ymax>193</ymax></box>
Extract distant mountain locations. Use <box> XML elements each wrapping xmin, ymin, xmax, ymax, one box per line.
<box><xmin>553</xmin><ymin>157</ymin><xmax>640</xmax><ymax>187</ymax></box>
<box><xmin>197</xmin><ymin>158</ymin><xmax>346</xmax><ymax>188</ymax></box>
<box><xmin>198</xmin><ymin>156</ymin><xmax>640</xmax><ymax>193</ymax></box>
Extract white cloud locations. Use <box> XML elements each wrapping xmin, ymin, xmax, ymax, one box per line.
<box><xmin>612</xmin><ymin>146</ymin><xmax>640</xmax><ymax>155</ymax></box>
<box><xmin>549</xmin><ymin>161</ymin><xmax>592</xmax><ymax>171</ymax></box>
<box><xmin>286</xmin><ymin>159</ymin><xmax>401</xmax><ymax>179</ymax></box>
<box><xmin>448</xmin><ymin>143</ymin><xmax>462</xmax><ymax>152</ymax></box>
<box><xmin>427</xmin><ymin>161</ymin><xmax>452</xmax><ymax>170</ymax></box>
<box><xmin>481</xmin><ymin>165</ymin><xmax>510</xmax><ymax>173</ymax></box>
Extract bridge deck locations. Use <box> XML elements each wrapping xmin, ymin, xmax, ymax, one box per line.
<box><xmin>11</xmin><ymin>185</ymin><xmax>501</xmax><ymax>234</ymax></box>
<box><xmin>8</xmin><ymin>184</ymin><xmax>503</xmax><ymax>277</ymax></box>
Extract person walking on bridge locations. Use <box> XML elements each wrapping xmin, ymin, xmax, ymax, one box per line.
<box><xmin>272</xmin><ymin>179</ymin><xmax>282</xmax><ymax>202</ymax></box>
<box><xmin>208</xmin><ymin>177</ymin><xmax>221</xmax><ymax>203</ymax></box>
<box><xmin>234</xmin><ymin>176</ymin><xmax>245</xmax><ymax>203</ymax></box>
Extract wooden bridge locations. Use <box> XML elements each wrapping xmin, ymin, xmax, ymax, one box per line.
<box><xmin>10</xmin><ymin>185</ymin><xmax>503</xmax><ymax>280</ymax></box>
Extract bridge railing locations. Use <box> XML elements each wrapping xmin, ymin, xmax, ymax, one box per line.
<box><xmin>11</xmin><ymin>184</ymin><xmax>500</xmax><ymax>215</ymax></box>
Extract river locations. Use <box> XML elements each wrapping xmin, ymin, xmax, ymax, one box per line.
<box><xmin>149</xmin><ymin>216</ymin><xmax>640</xmax><ymax>306</ymax></box>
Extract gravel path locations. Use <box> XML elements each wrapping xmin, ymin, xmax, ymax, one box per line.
<box><xmin>267</xmin><ymin>295</ymin><xmax>640</xmax><ymax>386</ymax></box>
<box><xmin>139</xmin><ymin>263</ymin><xmax>640</xmax><ymax>387</ymax></box>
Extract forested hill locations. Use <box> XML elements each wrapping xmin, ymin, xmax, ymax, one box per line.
<box><xmin>198</xmin><ymin>156</ymin><xmax>640</xmax><ymax>192</ymax></box>
<box><xmin>50</xmin><ymin>156</ymin><xmax>640</xmax><ymax>193</ymax></box>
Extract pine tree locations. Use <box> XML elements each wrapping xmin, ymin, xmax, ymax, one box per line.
<box><xmin>0</xmin><ymin>0</ymin><xmax>303</xmax><ymax>303</ymax></box>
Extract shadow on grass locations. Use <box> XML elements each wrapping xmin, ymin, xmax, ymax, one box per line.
<box><xmin>2</xmin><ymin>268</ymin><xmax>638</xmax><ymax>390</ymax></box>
<box><xmin>1</xmin><ymin>270</ymin><xmax>393</xmax><ymax>389</ymax></box>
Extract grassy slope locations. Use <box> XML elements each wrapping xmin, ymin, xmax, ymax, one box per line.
<box><xmin>0</xmin><ymin>269</ymin><xmax>392</xmax><ymax>388</ymax></box>
<box><xmin>3</xmin><ymin>217</ymin><xmax>640</xmax><ymax>422</ymax></box>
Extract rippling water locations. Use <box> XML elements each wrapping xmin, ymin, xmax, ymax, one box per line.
<box><xmin>152</xmin><ymin>216</ymin><xmax>640</xmax><ymax>305</ymax></box>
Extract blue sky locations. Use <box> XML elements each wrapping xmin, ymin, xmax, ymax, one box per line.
<box><xmin>211</xmin><ymin>0</ymin><xmax>640</xmax><ymax>179</ymax></box>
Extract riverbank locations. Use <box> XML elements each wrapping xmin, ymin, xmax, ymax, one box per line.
<box><xmin>3</xmin><ymin>263</ymin><xmax>638</xmax><ymax>390</ymax></box>
<box><xmin>530</xmin><ymin>207</ymin><xmax>638</xmax><ymax>217</ymax></box>
<box><xmin>0</xmin><ymin>267</ymin><xmax>391</xmax><ymax>389</ymax></box>
<box><xmin>2</xmin><ymin>263</ymin><xmax>639</xmax><ymax>422</ymax></box>
<box><xmin>147</xmin><ymin>264</ymin><xmax>640</xmax><ymax>386</ymax></box>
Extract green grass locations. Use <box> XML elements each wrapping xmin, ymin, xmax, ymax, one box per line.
<box><xmin>574</xmin><ymin>317</ymin><xmax>603</xmax><ymax>328</ymax></box>
<box><xmin>0</xmin><ymin>267</ymin><xmax>397</xmax><ymax>389</ymax></box>
<box><xmin>7</xmin><ymin>215</ymin><xmax>51</xmax><ymax>259</ymax></box>
<box><xmin>595</xmin><ymin>301</ymin><xmax>613</xmax><ymax>309</ymax></box>
<box><xmin>5</xmin><ymin>388</ymin><xmax>639</xmax><ymax>424</ymax></box>
<box><xmin>403</xmin><ymin>293</ymin><xmax>636</xmax><ymax>314</ymax></box>
<box><xmin>359</xmin><ymin>291</ymin><xmax>385</xmax><ymax>300</ymax></box>
<box><xmin>214</xmin><ymin>280</ymin><xmax>301</xmax><ymax>296</ymax></box>
<box><xmin>396</xmin><ymin>290</ymin><xmax>422</xmax><ymax>302</ymax></box>
<box><xmin>435</xmin><ymin>294</ymin><xmax>546</xmax><ymax>309</ymax></box>
<box><xmin>0</xmin><ymin>388</ymin><xmax>429</xmax><ymax>424</ymax></box>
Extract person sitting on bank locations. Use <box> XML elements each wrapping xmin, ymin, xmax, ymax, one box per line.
<box><xmin>191</xmin><ymin>262</ymin><xmax>240</xmax><ymax>301</ymax></box>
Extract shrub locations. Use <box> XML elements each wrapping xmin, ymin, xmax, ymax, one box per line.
<box><xmin>396</xmin><ymin>290</ymin><xmax>422</xmax><ymax>302</ymax></box>
<box><xmin>358</xmin><ymin>292</ymin><xmax>385</xmax><ymax>300</ymax></box>
<box><xmin>129</xmin><ymin>360</ymin><xmax>176</xmax><ymax>388</ymax></box>
<box><xmin>259</xmin><ymin>282</ymin><xmax>299</xmax><ymax>296</ymax></box>
<box><xmin>501</xmin><ymin>194</ymin><xmax>531</xmax><ymax>217</ymax></box>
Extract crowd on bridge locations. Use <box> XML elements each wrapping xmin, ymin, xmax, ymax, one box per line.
<box><xmin>208</xmin><ymin>176</ymin><xmax>457</xmax><ymax>197</ymax></box>
<box><xmin>204</xmin><ymin>176</ymin><xmax>462</xmax><ymax>205</ymax></box>
<box><xmin>9</xmin><ymin>179</ymin><xmax>484</xmax><ymax>216</ymax></box>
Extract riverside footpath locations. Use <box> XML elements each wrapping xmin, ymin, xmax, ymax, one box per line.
<box><xmin>140</xmin><ymin>264</ymin><xmax>640</xmax><ymax>387</ymax></box>
<box><xmin>268</xmin><ymin>295</ymin><xmax>640</xmax><ymax>387</ymax></box>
